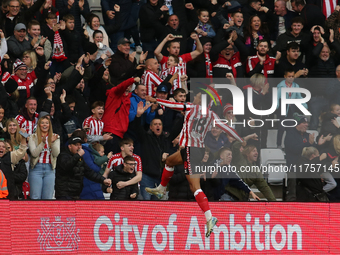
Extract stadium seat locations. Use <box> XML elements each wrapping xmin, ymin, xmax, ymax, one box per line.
<box><xmin>267</xmin><ymin>129</ymin><xmax>286</xmax><ymax>149</ymax></box>
<box><xmin>260</xmin><ymin>148</ymin><xmax>286</xmax><ymax>185</ymax></box>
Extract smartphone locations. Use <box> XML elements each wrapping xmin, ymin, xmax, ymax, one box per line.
<box><xmin>19</xmin><ymin>130</ymin><xmax>30</xmax><ymax>138</ymax></box>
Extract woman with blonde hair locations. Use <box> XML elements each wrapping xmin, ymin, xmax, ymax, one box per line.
<box><xmin>28</xmin><ymin>115</ymin><xmax>60</xmax><ymax>199</ymax></box>
<box><xmin>6</xmin><ymin>118</ymin><xmax>22</xmax><ymax>150</ymax></box>
<box><xmin>22</xmin><ymin>50</ymin><xmax>37</xmax><ymax>72</ymax></box>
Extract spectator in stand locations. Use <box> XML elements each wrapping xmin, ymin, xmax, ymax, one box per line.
<box><xmin>139</xmin><ymin>0</ymin><xmax>169</xmax><ymax>59</ymax></box>
<box><xmin>102</xmin><ymin>77</ymin><xmax>140</xmax><ymax>155</ymax></box>
<box><xmin>296</xmin><ymin>146</ymin><xmax>334</xmax><ymax>201</ymax></box>
<box><xmin>63</xmin><ymin>95</ymin><xmax>81</xmax><ymax>141</ymax></box>
<box><xmin>82</xmin><ymin>101</ymin><xmax>113</xmax><ymax>143</ymax></box>
<box><xmin>80</xmin><ymin>133</ymin><xmax>112</xmax><ymax>200</ymax></box>
<box><xmin>156</xmin><ymin>3</ymin><xmax>198</xmax><ymax>55</ymax></box>
<box><xmin>28</xmin><ymin>115</ymin><xmax>60</xmax><ymax>199</ymax></box>
<box><xmin>242</xmin><ymin>74</ymin><xmax>270</xmax><ymax>149</ymax></box>
<box><xmin>16</xmin><ymin>96</ymin><xmax>52</xmax><ymax>135</ymax></box>
<box><xmin>205</xmin><ymin>126</ymin><xmax>230</xmax><ymax>155</ymax></box>
<box><xmin>0</xmin><ymin>74</ymin><xmax>19</xmax><ymax>119</ymax></box>
<box><xmin>276</xmin><ymin>69</ymin><xmax>308</xmax><ymax>148</ymax></box>
<box><xmin>108</xmin><ymin>38</ymin><xmax>147</xmax><ymax>85</ymax></box>
<box><xmin>0</xmin><ymin>0</ymin><xmax>45</xmax><ymax>37</ymax></box>
<box><xmin>130</xmin><ymin>104</ymin><xmax>170</xmax><ymax>200</ymax></box>
<box><xmin>103</xmin><ymin>138</ymin><xmax>142</xmax><ymax>189</ymax></box>
<box><xmin>210</xmin><ymin>31</ymin><xmax>248</xmax><ymax>79</ymax></box>
<box><xmin>41</xmin><ymin>12</ymin><xmax>69</xmax><ymax>75</ymax></box>
<box><xmin>0</xmin><ymin>169</ymin><xmax>8</xmax><ymax>198</ymax></box>
<box><xmin>229</xmin><ymin>135</ymin><xmax>276</xmax><ymax>201</ymax></box>
<box><xmin>93</xmin><ymin>30</ymin><xmax>114</xmax><ymax>61</ymax></box>
<box><xmin>317</xmin><ymin>104</ymin><xmax>340</xmax><ymax>150</ymax></box>
<box><xmin>55</xmin><ymin>136</ymin><xmax>111</xmax><ymax>199</ymax></box>
<box><xmin>246</xmin><ymin>39</ymin><xmax>279</xmax><ymax>78</ymax></box>
<box><xmin>325</xmin><ymin>5</ymin><xmax>340</xmax><ymax>42</ymax></box>
<box><xmin>5</xmin><ymin>139</ymin><xmax>28</xmax><ymax>200</ymax></box>
<box><xmin>243</xmin><ymin>15</ymin><xmax>270</xmax><ymax>56</ymax></box>
<box><xmin>274</xmin><ymin>17</ymin><xmax>311</xmax><ymax>61</ymax></box>
<box><xmin>0</xmin><ymin>105</ymin><xmax>6</xmax><ymax>132</ymax></box>
<box><xmin>83</xmin><ymin>7</ymin><xmax>121</xmax><ymax>48</ymax></box>
<box><xmin>56</xmin><ymin>0</ymin><xmax>90</xmax><ymax>33</ymax></box>
<box><xmin>59</xmin><ymin>14</ymin><xmax>84</xmax><ymax>65</ymax></box>
<box><xmin>309</xmin><ymin>29</ymin><xmax>340</xmax><ymax>78</ymax></box>
<box><xmin>326</xmin><ymin>65</ymin><xmax>340</xmax><ymax>105</ymax></box>
<box><xmin>272</xmin><ymin>0</ymin><xmax>297</xmax><ymax>41</ymax></box>
<box><xmin>88</xmin><ymin>57</ymin><xmax>113</xmax><ymax>105</ymax></box>
<box><xmin>127</xmin><ymin>83</ymin><xmax>157</xmax><ymax>155</ymax></box>
<box><xmin>274</xmin><ymin>42</ymin><xmax>308</xmax><ymax>78</ymax></box>
<box><xmin>27</xmin><ymin>20</ymin><xmax>52</xmax><ymax>61</ymax></box>
<box><xmin>242</xmin><ymin>0</ymin><xmax>272</xmax><ymax>27</ymax></box>
<box><xmin>187</xmin><ymin>37</ymin><xmax>213</xmax><ymax>78</ymax></box>
<box><xmin>291</xmin><ymin>0</ymin><xmax>325</xmax><ymax>31</ymax></box>
<box><xmin>0</xmin><ymin>130</ymin><xmax>28</xmax><ymax>200</ymax></box>
<box><xmin>155</xmin><ymin>33</ymin><xmax>202</xmax><ymax>92</ymax></box>
<box><xmin>0</xmin><ymin>29</ymin><xmax>7</xmax><ymax>63</ymax></box>
<box><xmin>101</xmin><ymin>0</ymin><xmax>140</xmax><ymax>52</ymax></box>
<box><xmin>7</xmin><ymin>23</ymin><xmax>31</xmax><ymax>60</ymax></box>
<box><xmin>141</xmin><ymin>58</ymin><xmax>162</xmax><ymax>97</ymax></box>
<box><xmin>285</xmin><ymin>113</ymin><xmax>317</xmax><ymax>201</ymax></box>
<box><xmin>193</xmin><ymin>9</ymin><xmax>216</xmax><ymax>43</ymax></box>
<box><xmin>34</xmin><ymin>0</ymin><xmax>58</xmax><ymax>24</ymax></box>
<box><xmin>216</xmin><ymin>147</ymin><xmax>260</xmax><ymax>201</ymax></box>
<box><xmin>105</xmin><ymin>155</ymin><xmax>139</xmax><ymax>200</ymax></box>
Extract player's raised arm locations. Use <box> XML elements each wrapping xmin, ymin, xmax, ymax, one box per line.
<box><xmin>145</xmin><ymin>96</ymin><xmax>192</xmax><ymax>111</ymax></box>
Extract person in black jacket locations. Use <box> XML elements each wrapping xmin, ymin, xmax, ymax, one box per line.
<box><xmin>130</xmin><ymin>102</ymin><xmax>171</xmax><ymax>200</ymax></box>
<box><xmin>105</xmin><ymin>156</ymin><xmax>139</xmax><ymax>200</ymax></box>
<box><xmin>55</xmin><ymin>136</ymin><xmax>111</xmax><ymax>199</ymax></box>
<box><xmin>139</xmin><ymin>0</ymin><xmax>169</xmax><ymax>59</ymax></box>
<box><xmin>291</xmin><ymin>0</ymin><xmax>325</xmax><ymax>31</ymax></box>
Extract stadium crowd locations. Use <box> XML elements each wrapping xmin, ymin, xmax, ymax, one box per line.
<box><xmin>0</xmin><ymin>0</ymin><xmax>339</xmax><ymax>202</ymax></box>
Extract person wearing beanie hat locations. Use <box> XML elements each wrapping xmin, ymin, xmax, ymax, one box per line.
<box><xmin>223</xmin><ymin>103</ymin><xmax>233</xmax><ymax>117</ymax></box>
<box><xmin>11</xmin><ymin>58</ymin><xmax>37</xmax><ymax>109</ymax></box>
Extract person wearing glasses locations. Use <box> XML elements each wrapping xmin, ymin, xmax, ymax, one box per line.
<box><xmin>105</xmin><ymin>156</ymin><xmax>139</xmax><ymax>200</ymax></box>
<box><xmin>0</xmin><ymin>0</ymin><xmax>45</xmax><ymax>37</ymax></box>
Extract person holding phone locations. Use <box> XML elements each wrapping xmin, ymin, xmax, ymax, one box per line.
<box><xmin>28</xmin><ymin>115</ymin><xmax>60</xmax><ymax>199</ymax></box>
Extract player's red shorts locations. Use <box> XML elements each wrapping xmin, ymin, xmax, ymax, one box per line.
<box><xmin>180</xmin><ymin>147</ymin><xmax>206</xmax><ymax>175</ymax></box>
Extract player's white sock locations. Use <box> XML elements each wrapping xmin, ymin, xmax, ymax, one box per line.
<box><xmin>158</xmin><ymin>184</ymin><xmax>167</xmax><ymax>193</ymax></box>
<box><xmin>205</xmin><ymin>210</ymin><xmax>212</xmax><ymax>222</ymax></box>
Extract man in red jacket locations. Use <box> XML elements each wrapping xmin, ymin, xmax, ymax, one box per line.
<box><xmin>102</xmin><ymin>77</ymin><xmax>140</xmax><ymax>154</ymax></box>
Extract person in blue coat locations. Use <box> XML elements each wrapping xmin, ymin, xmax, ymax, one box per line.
<box><xmin>80</xmin><ymin>142</ymin><xmax>112</xmax><ymax>199</ymax></box>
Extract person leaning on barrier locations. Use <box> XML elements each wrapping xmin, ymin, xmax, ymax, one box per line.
<box><xmin>55</xmin><ymin>136</ymin><xmax>111</xmax><ymax>200</ymax></box>
<box><xmin>228</xmin><ymin>133</ymin><xmax>276</xmax><ymax>201</ymax></box>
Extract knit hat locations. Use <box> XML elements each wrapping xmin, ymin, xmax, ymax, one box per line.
<box><xmin>1</xmin><ymin>72</ymin><xmax>18</xmax><ymax>94</ymax></box>
<box><xmin>84</xmin><ymin>42</ymin><xmax>98</xmax><ymax>55</ymax></box>
<box><xmin>200</xmin><ymin>37</ymin><xmax>212</xmax><ymax>47</ymax></box>
<box><xmin>13</xmin><ymin>59</ymin><xmax>27</xmax><ymax>72</ymax></box>
<box><xmin>223</xmin><ymin>103</ymin><xmax>233</xmax><ymax>116</ymax></box>
<box><xmin>38</xmin><ymin>111</ymin><xmax>50</xmax><ymax>120</ymax></box>
<box><xmin>293</xmin><ymin>112</ymin><xmax>308</xmax><ymax>125</ymax></box>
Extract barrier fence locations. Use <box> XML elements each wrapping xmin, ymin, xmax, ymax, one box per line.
<box><xmin>1</xmin><ymin>201</ymin><xmax>339</xmax><ymax>254</ymax></box>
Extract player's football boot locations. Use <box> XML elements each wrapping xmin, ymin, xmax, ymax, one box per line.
<box><xmin>206</xmin><ymin>217</ymin><xmax>218</xmax><ymax>237</ymax></box>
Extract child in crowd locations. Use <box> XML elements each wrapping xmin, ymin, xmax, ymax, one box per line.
<box><xmin>83</xmin><ymin>101</ymin><xmax>112</xmax><ymax>143</ymax></box>
<box><xmin>80</xmin><ymin>142</ymin><xmax>113</xmax><ymax>199</ymax></box>
<box><xmin>276</xmin><ymin>68</ymin><xmax>308</xmax><ymax>148</ymax></box>
<box><xmin>195</xmin><ymin>9</ymin><xmax>216</xmax><ymax>41</ymax></box>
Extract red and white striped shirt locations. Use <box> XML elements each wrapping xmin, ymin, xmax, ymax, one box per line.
<box><xmin>141</xmin><ymin>70</ymin><xmax>163</xmax><ymax>97</ymax></box>
<box><xmin>156</xmin><ymin>99</ymin><xmax>243</xmax><ymax>148</ymax></box>
<box><xmin>83</xmin><ymin>116</ymin><xmax>104</xmax><ymax>136</ymax></box>
<box><xmin>15</xmin><ymin>112</ymin><xmax>39</xmax><ymax>135</ymax></box>
<box><xmin>160</xmin><ymin>53</ymin><xmax>192</xmax><ymax>93</ymax></box>
<box><xmin>38</xmin><ymin>136</ymin><xmax>51</xmax><ymax>164</ymax></box>
<box><xmin>160</xmin><ymin>66</ymin><xmax>179</xmax><ymax>94</ymax></box>
<box><xmin>107</xmin><ymin>152</ymin><xmax>142</xmax><ymax>172</ymax></box>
